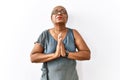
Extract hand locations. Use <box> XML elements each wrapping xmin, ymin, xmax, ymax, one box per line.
<box><xmin>58</xmin><ymin>33</ymin><xmax>66</xmax><ymax>57</ymax></box>
<box><xmin>60</xmin><ymin>42</ymin><xmax>66</xmax><ymax>57</ymax></box>
<box><xmin>54</xmin><ymin>33</ymin><xmax>62</xmax><ymax>58</ymax></box>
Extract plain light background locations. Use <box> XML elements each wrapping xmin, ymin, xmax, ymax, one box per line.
<box><xmin>0</xmin><ymin>0</ymin><xmax>119</xmax><ymax>80</ymax></box>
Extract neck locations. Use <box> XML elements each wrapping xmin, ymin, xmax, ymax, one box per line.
<box><xmin>53</xmin><ymin>25</ymin><xmax>67</xmax><ymax>35</ymax></box>
<box><xmin>54</xmin><ymin>26</ymin><xmax>66</xmax><ymax>31</ymax></box>
<box><xmin>54</xmin><ymin>23</ymin><xmax>66</xmax><ymax>31</ymax></box>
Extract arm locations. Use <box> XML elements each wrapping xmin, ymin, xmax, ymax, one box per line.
<box><xmin>30</xmin><ymin>35</ymin><xmax>62</xmax><ymax>63</ymax></box>
<box><xmin>30</xmin><ymin>43</ymin><xmax>61</xmax><ymax>63</ymax></box>
<box><xmin>67</xmin><ymin>29</ymin><xmax>91</xmax><ymax>60</ymax></box>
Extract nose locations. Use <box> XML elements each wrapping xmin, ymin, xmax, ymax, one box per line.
<box><xmin>57</xmin><ymin>12</ymin><xmax>62</xmax><ymax>14</ymax></box>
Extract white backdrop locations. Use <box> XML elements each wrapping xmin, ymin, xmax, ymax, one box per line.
<box><xmin>0</xmin><ymin>0</ymin><xmax>120</xmax><ymax>80</ymax></box>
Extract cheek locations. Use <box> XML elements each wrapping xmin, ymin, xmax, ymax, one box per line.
<box><xmin>64</xmin><ymin>16</ymin><xmax>68</xmax><ymax>21</ymax></box>
<box><xmin>51</xmin><ymin>16</ymin><xmax>55</xmax><ymax>22</ymax></box>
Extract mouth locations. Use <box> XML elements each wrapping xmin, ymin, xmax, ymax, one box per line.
<box><xmin>56</xmin><ymin>16</ymin><xmax>63</xmax><ymax>20</ymax></box>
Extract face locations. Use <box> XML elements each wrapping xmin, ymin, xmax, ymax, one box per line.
<box><xmin>51</xmin><ymin>6</ymin><xmax>68</xmax><ymax>24</ymax></box>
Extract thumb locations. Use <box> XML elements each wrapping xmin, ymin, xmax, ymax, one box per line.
<box><xmin>58</xmin><ymin>33</ymin><xmax>62</xmax><ymax>39</ymax></box>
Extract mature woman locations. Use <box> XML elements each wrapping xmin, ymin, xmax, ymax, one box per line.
<box><xmin>30</xmin><ymin>5</ymin><xmax>91</xmax><ymax>80</ymax></box>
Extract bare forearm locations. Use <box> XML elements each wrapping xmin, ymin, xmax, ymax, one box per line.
<box><xmin>68</xmin><ymin>50</ymin><xmax>91</xmax><ymax>60</ymax></box>
<box><xmin>30</xmin><ymin>53</ymin><xmax>58</xmax><ymax>63</ymax></box>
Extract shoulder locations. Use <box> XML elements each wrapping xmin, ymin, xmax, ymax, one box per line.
<box><xmin>67</xmin><ymin>28</ymin><xmax>79</xmax><ymax>33</ymax></box>
<box><xmin>37</xmin><ymin>29</ymin><xmax>49</xmax><ymax>41</ymax></box>
<box><xmin>67</xmin><ymin>28</ymin><xmax>80</xmax><ymax>36</ymax></box>
<box><xmin>66</xmin><ymin>28</ymin><xmax>81</xmax><ymax>37</ymax></box>
<box><xmin>38</xmin><ymin>29</ymin><xmax>49</xmax><ymax>37</ymax></box>
<box><xmin>41</xmin><ymin>29</ymin><xmax>48</xmax><ymax>34</ymax></box>
<box><xmin>40</xmin><ymin>28</ymin><xmax>54</xmax><ymax>35</ymax></box>
<box><xmin>70</xmin><ymin>28</ymin><xmax>83</xmax><ymax>40</ymax></box>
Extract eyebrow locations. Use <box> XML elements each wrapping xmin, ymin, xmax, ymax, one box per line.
<box><xmin>54</xmin><ymin>8</ymin><xmax>65</xmax><ymax>11</ymax></box>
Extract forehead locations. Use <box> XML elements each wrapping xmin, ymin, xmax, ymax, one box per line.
<box><xmin>53</xmin><ymin>6</ymin><xmax>66</xmax><ymax>11</ymax></box>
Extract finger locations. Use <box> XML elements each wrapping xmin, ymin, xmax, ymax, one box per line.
<box><xmin>60</xmin><ymin>43</ymin><xmax>66</xmax><ymax>56</ymax></box>
<box><xmin>58</xmin><ymin>33</ymin><xmax>62</xmax><ymax>39</ymax></box>
<box><xmin>57</xmin><ymin>38</ymin><xmax>62</xmax><ymax>49</ymax></box>
<box><xmin>58</xmin><ymin>37</ymin><xmax>62</xmax><ymax>43</ymax></box>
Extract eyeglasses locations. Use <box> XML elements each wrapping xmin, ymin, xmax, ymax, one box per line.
<box><xmin>52</xmin><ymin>9</ymin><xmax>67</xmax><ymax>15</ymax></box>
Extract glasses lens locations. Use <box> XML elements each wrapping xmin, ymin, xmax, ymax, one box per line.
<box><xmin>52</xmin><ymin>10</ymin><xmax>67</xmax><ymax>15</ymax></box>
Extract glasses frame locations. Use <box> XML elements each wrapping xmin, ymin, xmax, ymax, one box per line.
<box><xmin>52</xmin><ymin>9</ymin><xmax>67</xmax><ymax>15</ymax></box>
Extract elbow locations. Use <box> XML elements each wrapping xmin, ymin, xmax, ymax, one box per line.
<box><xmin>80</xmin><ymin>55</ymin><xmax>90</xmax><ymax>60</ymax></box>
<box><xmin>86</xmin><ymin>50</ymin><xmax>91</xmax><ymax>60</ymax></box>
<box><xmin>86</xmin><ymin>55</ymin><xmax>90</xmax><ymax>60</ymax></box>
<box><xmin>30</xmin><ymin>57</ymin><xmax>39</xmax><ymax>63</ymax></box>
<box><xmin>30</xmin><ymin>54</ymin><xmax>43</xmax><ymax>63</ymax></box>
<box><xmin>30</xmin><ymin>55</ymin><xmax>35</xmax><ymax>63</ymax></box>
<box><xmin>78</xmin><ymin>50</ymin><xmax>91</xmax><ymax>60</ymax></box>
<box><xmin>30</xmin><ymin>54</ymin><xmax>38</xmax><ymax>63</ymax></box>
<box><xmin>31</xmin><ymin>59</ymin><xmax>35</xmax><ymax>63</ymax></box>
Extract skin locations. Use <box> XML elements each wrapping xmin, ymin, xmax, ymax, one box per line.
<box><xmin>30</xmin><ymin>6</ymin><xmax>91</xmax><ymax>63</ymax></box>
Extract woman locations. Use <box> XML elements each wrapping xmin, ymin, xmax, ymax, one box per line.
<box><xmin>30</xmin><ymin>5</ymin><xmax>91</xmax><ymax>80</ymax></box>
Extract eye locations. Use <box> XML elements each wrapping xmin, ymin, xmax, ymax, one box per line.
<box><xmin>61</xmin><ymin>10</ymin><xmax>66</xmax><ymax>14</ymax></box>
<box><xmin>52</xmin><ymin>9</ymin><xmax>67</xmax><ymax>15</ymax></box>
<box><xmin>52</xmin><ymin>10</ymin><xmax>58</xmax><ymax>14</ymax></box>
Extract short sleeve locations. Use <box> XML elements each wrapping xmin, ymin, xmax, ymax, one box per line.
<box><xmin>35</xmin><ymin>30</ymin><xmax>47</xmax><ymax>48</ymax></box>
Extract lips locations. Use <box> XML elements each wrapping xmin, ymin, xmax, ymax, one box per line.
<box><xmin>56</xmin><ymin>16</ymin><xmax>63</xmax><ymax>19</ymax></box>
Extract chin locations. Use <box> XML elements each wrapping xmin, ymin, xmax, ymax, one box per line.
<box><xmin>56</xmin><ymin>22</ymin><xmax>65</xmax><ymax>24</ymax></box>
<box><xmin>56</xmin><ymin>20</ymin><xmax>65</xmax><ymax>23</ymax></box>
